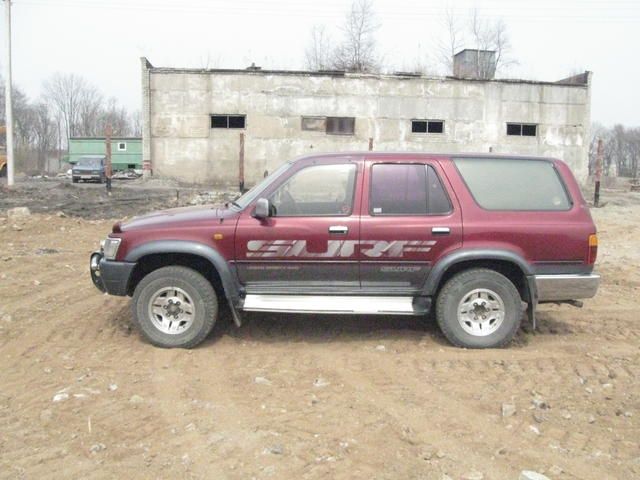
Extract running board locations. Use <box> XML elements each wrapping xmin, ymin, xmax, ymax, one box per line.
<box><xmin>242</xmin><ymin>294</ymin><xmax>428</xmax><ymax>315</ymax></box>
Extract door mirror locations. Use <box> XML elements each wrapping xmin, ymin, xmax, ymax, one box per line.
<box><xmin>253</xmin><ymin>198</ymin><xmax>270</xmax><ymax>219</ymax></box>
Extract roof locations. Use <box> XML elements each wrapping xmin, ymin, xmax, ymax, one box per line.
<box><xmin>142</xmin><ymin>57</ymin><xmax>590</xmax><ymax>88</ymax></box>
<box><xmin>69</xmin><ymin>137</ymin><xmax>142</xmax><ymax>141</ymax></box>
<box><xmin>290</xmin><ymin>152</ymin><xmax>559</xmax><ymax>163</ymax></box>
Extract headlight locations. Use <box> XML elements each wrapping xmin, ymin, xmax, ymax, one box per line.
<box><xmin>102</xmin><ymin>238</ymin><xmax>121</xmax><ymax>260</ymax></box>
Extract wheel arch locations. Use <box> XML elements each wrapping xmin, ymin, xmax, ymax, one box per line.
<box><xmin>424</xmin><ymin>249</ymin><xmax>536</xmax><ymax>306</ymax></box>
<box><xmin>125</xmin><ymin>241</ymin><xmax>242</xmax><ymax>325</ymax></box>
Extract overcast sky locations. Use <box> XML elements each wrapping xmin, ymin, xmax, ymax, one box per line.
<box><xmin>2</xmin><ymin>0</ymin><xmax>639</xmax><ymax>126</ymax></box>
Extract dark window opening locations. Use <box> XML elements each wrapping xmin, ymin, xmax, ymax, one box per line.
<box><xmin>211</xmin><ymin>114</ymin><xmax>246</xmax><ymax>129</ymax></box>
<box><xmin>427</xmin><ymin>121</ymin><xmax>444</xmax><ymax>133</ymax></box>
<box><xmin>411</xmin><ymin>121</ymin><xmax>427</xmax><ymax>133</ymax></box>
<box><xmin>370</xmin><ymin>164</ymin><xmax>452</xmax><ymax>216</ymax></box>
<box><xmin>507</xmin><ymin>123</ymin><xmax>537</xmax><ymax>137</ymax></box>
<box><xmin>412</xmin><ymin>119</ymin><xmax>444</xmax><ymax>134</ymax></box>
<box><xmin>326</xmin><ymin>117</ymin><xmax>355</xmax><ymax>135</ymax></box>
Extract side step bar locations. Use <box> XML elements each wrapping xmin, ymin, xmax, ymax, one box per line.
<box><xmin>242</xmin><ymin>294</ymin><xmax>428</xmax><ymax>315</ymax></box>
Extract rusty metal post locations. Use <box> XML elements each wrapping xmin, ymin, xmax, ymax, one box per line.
<box><xmin>594</xmin><ymin>138</ymin><xmax>603</xmax><ymax>207</ymax></box>
<box><xmin>239</xmin><ymin>132</ymin><xmax>245</xmax><ymax>193</ymax></box>
<box><xmin>105</xmin><ymin>124</ymin><xmax>113</xmax><ymax>195</ymax></box>
<box><xmin>368</xmin><ymin>137</ymin><xmax>373</xmax><ymax>151</ymax></box>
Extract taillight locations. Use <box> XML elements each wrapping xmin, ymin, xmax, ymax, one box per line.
<box><xmin>587</xmin><ymin>234</ymin><xmax>598</xmax><ymax>264</ymax></box>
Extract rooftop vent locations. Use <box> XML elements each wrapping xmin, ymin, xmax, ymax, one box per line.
<box><xmin>453</xmin><ymin>49</ymin><xmax>496</xmax><ymax>80</ymax></box>
<box><xmin>246</xmin><ymin>62</ymin><xmax>262</xmax><ymax>71</ymax></box>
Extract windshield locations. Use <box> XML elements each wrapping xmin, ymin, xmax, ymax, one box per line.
<box><xmin>77</xmin><ymin>157</ymin><xmax>103</xmax><ymax>167</ymax></box>
<box><xmin>232</xmin><ymin>162</ymin><xmax>292</xmax><ymax>209</ymax></box>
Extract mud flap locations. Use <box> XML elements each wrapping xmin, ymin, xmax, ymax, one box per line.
<box><xmin>229</xmin><ymin>302</ymin><xmax>243</xmax><ymax>327</ymax></box>
<box><xmin>525</xmin><ymin>275</ymin><xmax>538</xmax><ymax>330</ymax></box>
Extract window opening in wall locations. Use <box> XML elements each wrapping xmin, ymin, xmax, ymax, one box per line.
<box><xmin>117</xmin><ymin>142</ymin><xmax>127</xmax><ymax>151</ymax></box>
<box><xmin>211</xmin><ymin>114</ymin><xmax>246</xmax><ymax>129</ymax></box>
<box><xmin>411</xmin><ymin>119</ymin><xmax>444</xmax><ymax>134</ymax></box>
<box><xmin>326</xmin><ymin>117</ymin><xmax>355</xmax><ymax>135</ymax></box>
<box><xmin>506</xmin><ymin>123</ymin><xmax>537</xmax><ymax>137</ymax></box>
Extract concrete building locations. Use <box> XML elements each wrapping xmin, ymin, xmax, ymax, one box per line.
<box><xmin>69</xmin><ymin>137</ymin><xmax>142</xmax><ymax>171</ymax></box>
<box><xmin>140</xmin><ymin>54</ymin><xmax>592</xmax><ymax>186</ymax></box>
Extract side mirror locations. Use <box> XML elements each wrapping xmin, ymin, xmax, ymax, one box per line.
<box><xmin>253</xmin><ymin>198</ymin><xmax>270</xmax><ymax>219</ymax></box>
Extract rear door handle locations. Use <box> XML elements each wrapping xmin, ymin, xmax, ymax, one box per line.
<box><xmin>432</xmin><ymin>227</ymin><xmax>450</xmax><ymax>235</ymax></box>
<box><xmin>329</xmin><ymin>225</ymin><xmax>349</xmax><ymax>235</ymax></box>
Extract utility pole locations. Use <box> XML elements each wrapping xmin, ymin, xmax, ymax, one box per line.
<box><xmin>105</xmin><ymin>124</ymin><xmax>112</xmax><ymax>195</ymax></box>
<box><xmin>4</xmin><ymin>0</ymin><xmax>14</xmax><ymax>186</ymax></box>
<box><xmin>594</xmin><ymin>138</ymin><xmax>603</xmax><ymax>207</ymax></box>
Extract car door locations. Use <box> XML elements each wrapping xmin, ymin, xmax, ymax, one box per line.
<box><xmin>234</xmin><ymin>157</ymin><xmax>362</xmax><ymax>292</ymax></box>
<box><xmin>358</xmin><ymin>158</ymin><xmax>462</xmax><ymax>294</ymax></box>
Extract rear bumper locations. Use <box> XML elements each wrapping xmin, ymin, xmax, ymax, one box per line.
<box><xmin>90</xmin><ymin>251</ymin><xmax>135</xmax><ymax>296</ymax></box>
<box><xmin>535</xmin><ymin>273</ymin><xmax>600</xmax><ymax>302</ymax></box>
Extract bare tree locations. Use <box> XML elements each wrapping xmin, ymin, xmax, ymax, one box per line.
<box><xmin>589</xmin><ymin>123</ymin><xmax>640</xmax><ymax>178</ymax></box>
<box><xmin>331</xmin><ymin>0</ymin><xmax>380</xmax><ymax>73</ymax></box>
<box><xmin>435</xmin><ymin>7</ymin><xmax>464</xmax><ymax>75</ymax></box>
<box><xmin>98</xmin><ymin>97</ymin><xmax>132</xmax><ymax>137</ymax></box>
<box><xmin>436</xmin><ymin>8</ymin><xmax>516</xmax><ymax>77</ymax></box>
<box><xmin>305</xmin><ymin>25</ymin><xmax>333</xmax><ymax>71</ymax></box>
<box><xmin>32</xmin><ymin>102</ymin><xmax>57</xmax><ymax>172</ymax></box>
<box><xmin>468</xmin><ymin>9</ymin><xmax>514</xmax><ymax>78</ymax></box>
<box><xmin>130</xmin><ymin>110</ymin><xmax>142</xmax><ymax>137</ymax></box>
<box><xmin>43</xmin><ymin>73</ymin><xmax>91</xmax><ymax>143</ymax></box>
<box><xmin>77</xmin><ymin>85</ymin><xmax>104</xmax><ymax>137</ymax></box>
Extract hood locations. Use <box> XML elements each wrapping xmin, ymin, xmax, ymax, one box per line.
<box><xmin>118</xmin><ymin>204</ymin><xmax>238</xmax><ymax>232</ymax></box>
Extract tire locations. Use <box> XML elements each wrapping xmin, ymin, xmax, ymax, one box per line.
<box><xmin>435</xmin><ymin>268</ymin><xmax>522</xmax><ymax>349</ymax></box>
<box><xmin>0</xmin><ymin>164</ymin><xmax>6</xmax><ymax>177</ymax></box>
<box><xmin>72</xmin><ymin>177</ymin><xmax>79</xmax><ymax>183</ymax></box>
<box><xmin>132</xmin><ymin>266</ymin><xmax>218</xmax><ymax>348</ymax></box>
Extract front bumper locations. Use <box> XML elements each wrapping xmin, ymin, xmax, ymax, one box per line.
<box><xmin>90</xmin><ymin>251</ymin><xmax>136</xmax><ymax>296</ymax></box>
<box><xmin>535</xmin><ymin>273</ymin><xmax>600</xmax><ymax>302</ymax></box>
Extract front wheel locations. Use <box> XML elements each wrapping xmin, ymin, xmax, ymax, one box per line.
<box><xmin>435</xmin><ymin>268</ymin><xmax>522</xmax><ymax>348</ymax></box>
<box><xmin>132</xmin><ymin>266</ymin><xmax>218</xmax><ymax>348</ymax></box>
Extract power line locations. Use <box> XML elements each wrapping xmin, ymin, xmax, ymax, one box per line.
<box><xmin>16</xmin><ymin>0</ymin><xmax>640</xmax><ymax>22</ymax></box>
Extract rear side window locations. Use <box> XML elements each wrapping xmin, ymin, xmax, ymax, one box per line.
<box><xmin>454</xmin><ymin>158</ymin><xmax>571</xmax><ymax>210</ymax></box>
<box><xmin>370</xmin><ymin>164</ymin><xmax>452</xmax><ymax>215</ymax></box>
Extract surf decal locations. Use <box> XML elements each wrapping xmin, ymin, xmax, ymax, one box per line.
<box><xmin>246</xmin><ymin>240</ymin><xmax>436</xmax><ymax>258</ymax></box>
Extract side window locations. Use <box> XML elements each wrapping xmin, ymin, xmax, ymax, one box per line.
<box><xmin>426</xmin><ymin>165</ymin><xmax>452</xmax><ymax>214</ymax></box>
<box><xmin>269</xmin><ymin>163</ymin><xmax>357</xmax><ymax>216</ymax></box>
<box><xmin>454</xmin><ymin>158</ymin><xmax>571</xmax><ymax>210</ymax></box>
<box><xmin>370</xmin><ymin>164</ymin><xmax>451</xmax><ymax>215</ymax></box>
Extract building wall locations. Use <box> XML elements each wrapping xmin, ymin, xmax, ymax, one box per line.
<box><xmin>68</xmin><ymin>138</ymin><xmax>142</xmax><ymax>170</ymax></box>
<box><xmin>143</xmin><ymin>61</ymin><xmax>591</xmax><ymax>186</ymax></box>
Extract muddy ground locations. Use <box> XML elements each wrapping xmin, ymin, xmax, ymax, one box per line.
<box><xmin>0</xmin><ymin>180</ymin><xmax>638</xmax><ymax>479</ymax></box>
<box><xmin>0</xmin><ymin>177</ymin><xmax>238</xmax><ymax>219</ymax></box>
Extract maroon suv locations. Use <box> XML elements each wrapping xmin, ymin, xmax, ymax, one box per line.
<box><xmin>90</xmin><ymin>153</ymin><xmax>600</xmax><ymax>349</ymax></box>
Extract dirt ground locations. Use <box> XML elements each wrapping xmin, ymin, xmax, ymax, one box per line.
<box><xmin>0</xmin><ymin>180</ymin><xmax>638</xmax><ymax>479</ymax></box>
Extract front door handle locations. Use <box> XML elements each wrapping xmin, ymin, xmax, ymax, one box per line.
<box><xmin>329</xmin><ymin>225</ymin><xmax>349</xmax><ymax>235</ymax></box>
<box><xmin>432</xmin><ymin>227</ymin><xmax>450</xmax><ymax>235</ymax></box>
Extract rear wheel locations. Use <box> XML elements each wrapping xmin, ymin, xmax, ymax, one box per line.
<box><xmin>435</xmin><ymin>268</ymin><xmax>522</xmax><ymax>348</ymax></box>
<box><xmin>132</xmin><ymin>266</ymin><xmax>218</xmax><ymax>348</ymax></box>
